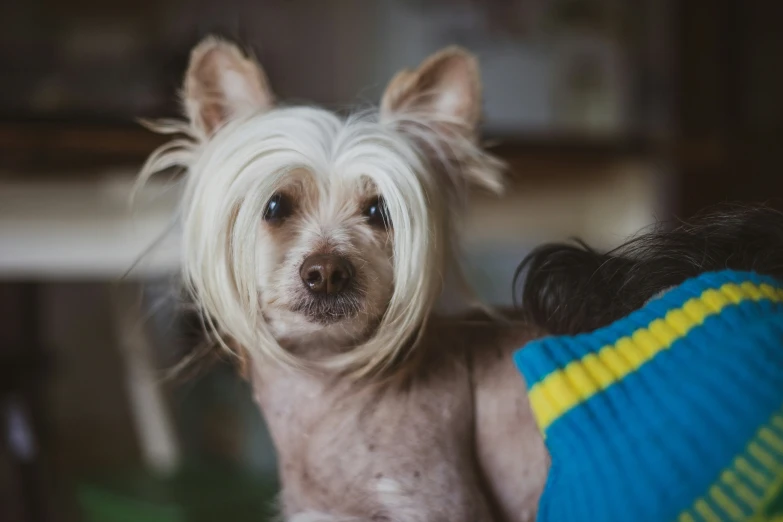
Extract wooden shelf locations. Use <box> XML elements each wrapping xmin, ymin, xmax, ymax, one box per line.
<box><xmin>0</xmin><ymin>121</ymin><xmax>656</xmax><ymax>178</ymax></box>
<box><xmin>0</xmin><ymin>121</ymin><xmax>166</xmax><ymax>175</ymax></box>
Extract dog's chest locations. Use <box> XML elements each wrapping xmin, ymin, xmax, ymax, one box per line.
<box><xmin>253</xmin><ymin>361</ymin><xmax>493</xmax><ymax>521</ymax></box>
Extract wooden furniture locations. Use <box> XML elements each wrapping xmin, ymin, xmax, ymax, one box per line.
<box><xmin>0</xmin><ymin>284</ymin><xmax>50</xmax><ymax>522</ymax></box>
<box><xmin>674</xmin><ymin>1</ymin><xmax>783</xmax><ymax>216</ymax></box>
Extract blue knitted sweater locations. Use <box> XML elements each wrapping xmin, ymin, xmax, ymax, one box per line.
<box><xmin>514</xmin><ymin>270</ymin><xmax>783</xmax><ymax>522</ymax></box>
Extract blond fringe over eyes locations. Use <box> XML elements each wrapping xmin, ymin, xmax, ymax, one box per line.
<box><xmin>137</xmin><ymin>106</ymin><xmax>503</xmax><ymax>379</ymax></box>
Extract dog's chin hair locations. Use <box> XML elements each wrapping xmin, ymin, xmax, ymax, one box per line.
<box><xmin>290</xmin><ymin>292</ymin><xmax>364</xmax><ymax>325</ymax></box>
<box><xmin>137</xmin><ymin>107</ymin><xmax>503</xmax><ymax>379</ymax></box>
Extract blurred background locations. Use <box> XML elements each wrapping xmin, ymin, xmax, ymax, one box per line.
<box><xmin>0</xmin><ymin>1</ymin><xmax>781</xmax><ymax>521</ymax></box>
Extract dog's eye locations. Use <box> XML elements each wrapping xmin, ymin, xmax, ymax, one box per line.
<box><xmin>364</xmin><ymin>196</ymin><xmax>390</xmax><ymax>228</ymax></box>
<box><xmin>263</xmin><ymin>193</ymin><xmax>293</xmax><ymax>222</ymax></box>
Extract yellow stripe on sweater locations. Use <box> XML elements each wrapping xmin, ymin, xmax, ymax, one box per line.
<box><xmin>683</xmin><ymin>405</ymin><xmax>783</xmax><ymax>522</ymax></box>
<box><xmin>528</xmin><ymin>282</ymin><xmax>783</xmax><ymax>433</ymax></box>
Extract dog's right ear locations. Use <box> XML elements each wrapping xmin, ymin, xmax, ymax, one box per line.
<box><xmin>183</xmin><ymin>37</ymin><xmax>275</xmax><ymax>136</ymax></box>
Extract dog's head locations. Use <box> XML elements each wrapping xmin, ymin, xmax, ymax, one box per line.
<box><xmin>141</xmin><ymin>37</ymin><xmax>503</xmax><ymax>377</ymax></box>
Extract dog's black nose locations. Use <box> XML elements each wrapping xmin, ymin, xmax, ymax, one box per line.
<box><xmin>300</xmin><ymin>254</ymin><xmax>354</xmax><ymax>295</ymax></box>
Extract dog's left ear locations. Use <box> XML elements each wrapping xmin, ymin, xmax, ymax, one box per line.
<box><xmin>381</xmin><ymin>47</ymin><xmax>503</xmax><ymax>193</ymax></box>
<box><xmin>183</xmin><ymin>37</ymin><xmax>275</xmax><ymax>136</ymax></box>
<box><xmin>381</xmin><ymin>46</ymin><xmax>481</xmax><ymax>137</ymax></box>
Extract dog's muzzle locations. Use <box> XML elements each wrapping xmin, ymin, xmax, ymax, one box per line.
<box><xmin>294</xmin><ymin>254</ymin><xmax>362</xmax><ymax>324</ymax></box>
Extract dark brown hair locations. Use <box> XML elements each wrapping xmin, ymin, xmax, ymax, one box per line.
<box><xmin>514</xmin><ymin>204</ymin><xmax>783</xmax><ymax>335</ymax></box>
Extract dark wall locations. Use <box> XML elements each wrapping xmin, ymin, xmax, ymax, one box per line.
<box><xmin>675</xmin><ymin>1</ymin><xmax>783</xmax><ymax>216</ymax></box>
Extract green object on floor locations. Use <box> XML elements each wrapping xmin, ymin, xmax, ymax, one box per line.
<box><xmin>78</xmin><ymin>464</ymin><xmax>278</xmax><ymax>522</ymax></box>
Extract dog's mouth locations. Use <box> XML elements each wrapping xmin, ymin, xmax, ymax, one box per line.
<box><xmin>290</xmin><ymin>290</ymin><xmax>363</xmax><ymax>325</ymax></box>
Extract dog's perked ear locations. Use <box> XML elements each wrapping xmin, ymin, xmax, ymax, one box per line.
<box><xmin>380</xmin><ymin>47</ymin><xmax>503</xmax><ymax>193</ymax></box>
<box><xmin>182</xmin><ymin>37</ymin><xmax>275</xmax><ymax>136</ymax></box>
<box><xmin>381</xmin><ymin>47</ymin><xmax>481</xmax><ymax>135</ymax></box>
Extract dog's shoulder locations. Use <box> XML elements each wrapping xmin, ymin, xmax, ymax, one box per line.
<box><xmin>425</xmin><ymin>308</ymin><xmax>541</xmax><ymax>358</ymax></box>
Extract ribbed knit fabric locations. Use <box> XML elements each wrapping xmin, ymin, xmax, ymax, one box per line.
<box><xmin>514</xmin><ymin>270</ymin><xmax>783</xmax><ymax>522</ymax></box>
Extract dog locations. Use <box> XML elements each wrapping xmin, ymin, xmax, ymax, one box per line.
<box><xmin>139</xmin><ymin>37</ymin><xmax>549</xmax><ymax>521</ymax></box>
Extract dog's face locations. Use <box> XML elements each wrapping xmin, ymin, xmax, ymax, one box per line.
<box><xmin>145</xmin><ymin>38</ymin><xmax>502</xmax><ymax>375</ymax></box>
<box><xmin>255</xmin><ymin>163</ymin><xmax>395</xmax><ymax>346</ymax></box>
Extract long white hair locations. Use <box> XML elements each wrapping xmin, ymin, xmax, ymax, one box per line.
<box><xmin>136</xmin><ymin>39</ymin><xmax>503</xmax><ymax>379</ymax></box>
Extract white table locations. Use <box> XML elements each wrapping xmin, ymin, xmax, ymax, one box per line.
<box><xmin>0</xmin><ymin>173</ymin><xmax>180</xmax><ymax>280</ymax></box>
<box><xmin>0</xmin><ymin>173</ymin><xmax>182</xmax><ymax>475</ymax></box>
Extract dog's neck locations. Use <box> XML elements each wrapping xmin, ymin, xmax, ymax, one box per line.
<box><xmin>250</xmin><ymin>359</ymin><xmax>330</xmax><ymax>442</ymax></box>
<box><xmin>248</xmin><ymin>311</ymin><xmax>498</xmax><ymax>448</ymax></box>
<box><xmin>244</xmin><ymin>314</ymin><xmax>550</xmax><ymax>521</ymax></box>
<box><xmin>275</xmin><ymin>327</ymin><xmax>380</xmax><ymax>361</ymax></box>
